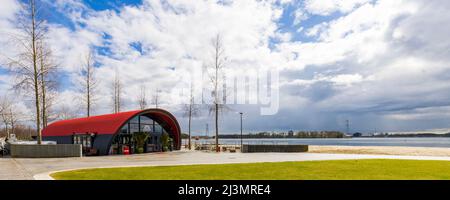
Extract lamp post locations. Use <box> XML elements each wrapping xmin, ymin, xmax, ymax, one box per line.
<box><xmin>239</xmin><ymin>112</ymin><xmax>243</xmax><ymax>150</ymax></box>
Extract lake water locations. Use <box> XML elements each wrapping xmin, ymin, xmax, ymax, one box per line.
<box><xmin>184</xmin><ymin>138</ymin><xmax>450</xmax><ymax>148</ymax></box>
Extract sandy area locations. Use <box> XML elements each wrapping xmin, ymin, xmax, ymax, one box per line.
<box><xmin>309</xmin><ymin>145</ymin><xmax>450</xmax><ymax>157</ymax></box>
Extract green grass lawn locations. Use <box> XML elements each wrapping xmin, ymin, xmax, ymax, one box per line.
<box><xmin>51</xmin><ymin>159</ymin><xmax>450</xmax><ymax>180</ymax></box>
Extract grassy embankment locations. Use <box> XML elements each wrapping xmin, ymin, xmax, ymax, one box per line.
<box><xmin>52</xmin><ymin>159</ymin><xmax>450</xmax><ymax>180</ymax></box>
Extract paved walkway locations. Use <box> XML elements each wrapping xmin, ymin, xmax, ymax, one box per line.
<box><xmin>2</xmin><ymin>151</ymin><xmax>450</xmax><ymax>180</ymax></box>
<box><xmin>0</xmin><ymin>157</ymin><xmax>34</xmax><ymax>180</ymax></box>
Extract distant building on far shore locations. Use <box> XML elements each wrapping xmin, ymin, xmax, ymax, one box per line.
<box><xmin>288</xmin><ymin>130</ymin><xmax>294</xmax><ymax>137</ymax></box>
<box><xmin>352</xmin><ymin>132</ymin><xmax>362</xmax><ymax>137</ymax></box>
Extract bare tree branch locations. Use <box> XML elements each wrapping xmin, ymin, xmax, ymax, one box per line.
<box><xmin>182</xmin><ymin>82</ymin><xmax>201</xmax><ymax>150</ymax></box>
<box><xmin>79</xmin><ymin>50</ymin><xmax>97</xmax><ymax>117</ymax></box>
<box><xmin>0</xmin><ymin>95</ymin><xmax>23</xmax><ymax>139</ymax></box>
<box><xmin>151</xmin><ymin>88</ymin><xmax>161</xmax><ymax>108</ymax></box>
<box><xmin>137</xmin><ymin>85</ymin><xmax>147</xmax><ymax>110</ymax></box>
<box><xmin>112</xmin><ymin>69</ymin><xmax>123</xmax><ymax>113</ymax></box>
<box><xmin>38</xmin><ymin>39</ymin><xmax>58</xmax><ymax>128</ymax></box>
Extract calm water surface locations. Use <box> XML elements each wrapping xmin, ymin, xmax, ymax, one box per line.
<box><xmin>184</xmin><ymin>138</ymin><xmax>450</xmax><ymax>148</ymax></box>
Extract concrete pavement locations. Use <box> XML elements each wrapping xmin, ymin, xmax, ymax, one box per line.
<box><xmin>2</xmin><ymin>150</ymin><xmax>450</xmax><ymax>180</ymax></box>
<box><xmin>0</xmin><ymin>157</ymin><xmax>34</xmax><ymax>180</ymax></box>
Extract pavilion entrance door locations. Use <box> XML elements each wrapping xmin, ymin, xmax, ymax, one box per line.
<box><xmin>145</xmin><ymin>134</ymin><xmax>159</xmax><ymax>152</ymax></box>
<box><xmin>110</xmin><ymin>134</ymin><xmax>134</xmax><ymax>155</ymax></box>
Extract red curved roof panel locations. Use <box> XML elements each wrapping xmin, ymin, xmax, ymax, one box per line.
<box><xmin>42</xmin><ymin>109</ymin><xmax>179</xmax><ymax>136</ymax></box>
<box><xmin>42</xmin><ymin>110</ymin><xmax>141</xmax><ymax>136</ymax></box>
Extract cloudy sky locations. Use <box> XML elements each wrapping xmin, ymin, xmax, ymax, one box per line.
<box><xmin>1</xmin><ymin>0</ymin><xmax>450</xmax><ymax>134</ymax></box>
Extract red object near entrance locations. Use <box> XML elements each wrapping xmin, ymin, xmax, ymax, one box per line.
<box><xmin>122</xmin><ymin>146</ymin><xmax>130</xmax><ymax>155</ymax></box>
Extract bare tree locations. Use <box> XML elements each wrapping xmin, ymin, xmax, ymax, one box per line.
<box><xmin>112</xmin><ymin>69</ymin><xmax>123</xmax><ymax>113</ymax></box>
<box><xmin>0</xmin><ymin>97</ymin><xmax>12</xmax><ymax>138</ymax></box>
<box><xmin>6</xmin><ymin>0</ymin><xmax>47</xmax><ymax>144</ymax></box>
<box><xmin>182</xmin><ymin>83</ymin><xmax>201</xmax><ymax>150</ymax></box>
<box><xmin>37</xmin><ymin>39</ymin><xmax>58</xmax><ymax>127</ymax></box>
<box><xmin>7</xmin><ymin>107</ymin><xmax>20</xmax><ymax>138</ymax></box>
<box><xmin>206</xmin><ymin>34</ymin><xmax>228</xmax><ymax>152</ymax></box>
<box><xmin>150</xmin><ymin>87</ymin><xmax>161</xmax><ymax>132</ymax></box>
<box><xmin>0</xmin><ymin>96</ymin><xmax>21</xmax><ymax>139</ymax></box>
<box><xmin>79</xmin><ymin>50</ymin><xmax>97</xmax><ymax>117</ymax></box>
<box><xmin>151</xmin><ymin>88</ymin><xmax>161</xmax><ymax>108</ymax></box>
<box><xmin>38</xmin><ymin>42</ymin><xmax>47</xmax><ymax>127</ymax></box>
<box><xmin>56</xmin><ymin>104</ymin><xmax>79</xmax><ymax>120</ymax></box>
<box><xmin>137</xmin><ymin>85</ymin><xmax>147</xmax><ymax>110</ymax></box>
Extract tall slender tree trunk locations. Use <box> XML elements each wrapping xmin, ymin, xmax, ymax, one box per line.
<box><xmin>86</xmin><ymin>61</ymin><xmax>90</xmax><ymax>117</ymax></box>
<box><xmin>39</xmin><ymin>44</ymin><xmax>47</xmax><ymax>128</ymax></box>
<box><xmin>215</xmin><ymin>56</ymin><xmax>219</xmax><ymax>152</ymax></box>
<box><xmin>188</xmin><ymin>104</ymin><xmax>192</xmax><ymax>150</ymax></box>
<box><xmin>5</xmin><ymin>126</ymin><xmax>9</xmax><ymax>139</ymax></box>
<box><xmin>113</xmin><ymin>82</ymin><xmax>116</xmax><ymax>113</ymax></box>
<box><xmin>117</xmin><ymin>81</ymin><xmax>121</xmax><ymax>112</ymax></box>
<box><xmin>215</xmin><ymin>103</ymin><xmax>219</xmax><ymax>152</ymax></box>
<box><xmin>41</xmin><ymin>69</ymin><xmax>46</xmax><ymax>127</ymax></box>
<box><xmin>31</xmin><ymin>0</ymin><xmax>41</xmax><ymax>144</ymax></box>
<box><xmin>112</xmin><ymin>70</ymin><xmax>121</xmax><ymax>113</ymax></box>
<box><xmin>10</xmin><ymin>112</ymin><xmax>15</xmax><ymax>136</ymax></box>
<box><xmin>82</xmin><ymin>51</ymin><xmax>96</xmax><ymax>117</ymax></box>
<box><xmin>87</xmin><ymin>84</ymin><xmax>90</xmax><ymax>116</ymax></box>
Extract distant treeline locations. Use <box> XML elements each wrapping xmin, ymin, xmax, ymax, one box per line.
<box><xmin>179</xmin><ymin>131</ymin><xmax>450</xmax><ymax>140</ymax></box>
<box><xmin>181</xmin><ymin>133</ymin><xmax>210</xmax><ymax>139</ymax></box>
<box><xmin>370</xmin><ymin>133</ymin><xmax>450</xmax><ymax>138</ymax></box>
<box><xmin>0</xmin><ymin>125</ymin><xmax>35</xmax><ymax>140</ymax></box>
<box><xmin>218</xmin><ymin>131</ymin><xmax>345</xmax><ymax>139</ymax></box>
<box><xmin>181</xmin><ymin>133</ymin><xmax>189</xmax><ymax>139</ymax></box>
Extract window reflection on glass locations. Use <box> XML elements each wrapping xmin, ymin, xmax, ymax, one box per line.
<box><xmin>140</xmin><ymin>116</ymin><xmax>153</xmax><ymax>124</ymax></box>
<box><xmin>121</xmin><ymin>125</ymin><xmax>128</xmax><ymax>134</ymax></box>
<box><xmin>142</xmin><ymin>125</ymin><xmax>151</xmax><ymax>132</ymax></box>
<box><xmin>129</xmin><ymin>116</ymin><xmax>139</xmax><ymax>123</ymax></box>
<box><xmin>154</xmin><ymin>124</ymin><xmax>162</xmax><ymax>134</ymax></box>
<box><xmin>121</xmin><ymin>115</ymin><xmax>163</xmax><ymax>134</ymax></box>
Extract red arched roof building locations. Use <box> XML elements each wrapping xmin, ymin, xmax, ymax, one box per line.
<box><xmin>42</xmin><ymin>108</ymin><xmax>181</xmax><ymax>155</ymax></box>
